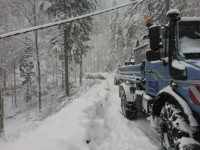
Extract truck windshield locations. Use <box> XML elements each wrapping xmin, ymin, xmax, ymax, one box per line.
<box><xmin>178</xmin><ymin>21</ymin><xmax>200</xmax><ymax>58</ymax></box>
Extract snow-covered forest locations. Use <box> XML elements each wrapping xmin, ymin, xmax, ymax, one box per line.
<box><xmin>0</xmin><ymin>0</ymin><xmax>200</xmax><ymax>149</ymax></box>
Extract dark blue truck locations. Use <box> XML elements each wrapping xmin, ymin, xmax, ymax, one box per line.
<box><xmin>115</xmin><ymin>9</ymin><xmax>200</xmax><ymax>149</ymax></box>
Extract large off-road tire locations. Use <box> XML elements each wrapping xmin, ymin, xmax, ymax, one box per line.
<box><xmin>120</xmin><ymin>88</ymin><xmax>137</xmax><ymax>120</ymax></box>
<box><xmin>160</xmin><ymin>102</ymin><xmax>190</xmax><ymax>150</ymax></box>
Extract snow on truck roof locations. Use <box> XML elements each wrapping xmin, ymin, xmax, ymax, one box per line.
<box><xmin>166</xmin><ymin>9</ymin><xmax>200</xmax><ymax>21</ymax></box>
<box><xmin>166</xmin><ymin>9</ymin><xmax>180</xmax><ymax>16</ymax></box>
<box><xmin>181</xmin><ymin>17</ymin><xmax>200</xmax><ymax>21</ymax></box>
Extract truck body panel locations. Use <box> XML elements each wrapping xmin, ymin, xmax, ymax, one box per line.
<box><xmin>145</xmin><ymin>59</ymin><xmax>171</xmax><ymax>96</ymax></box>
<box><xmin>175</xmin><ymin>57</ymin><xmax>200</xmax><ymax>115</ymax></box>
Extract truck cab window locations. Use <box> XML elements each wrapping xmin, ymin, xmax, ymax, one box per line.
<box><xmin>160</xmin><ymin>29</ymin><xmax>169</xmax><ymax>58</ymax></box>
<box><xmin>178</xmin><ymin>21</ymin><xmax>200</xmax><ymax>58</ymax></box>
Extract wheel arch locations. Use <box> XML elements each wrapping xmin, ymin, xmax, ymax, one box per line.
<box><xmin>119</xmin><ymin>82</ymin><xmax>135</xmax><ymax>102</ymax></box>
<box><xmin>152</xmin><ymin>87</ymin><xmax>198</xmax><ymax>127</ymax></box>
<box><xmin>152</xmin><ymin>92</ymin><xmax>183</xmax><ymax>120</ymax></box>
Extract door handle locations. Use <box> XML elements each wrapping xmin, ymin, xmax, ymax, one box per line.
<box><xmin>148</xmin><ymin>70</ymin><xmax>153</xmax><ymax>73</ymax></box>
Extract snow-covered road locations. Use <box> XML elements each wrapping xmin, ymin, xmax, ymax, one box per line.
<box><xmin>0</xmin><ymin>73</ymin><xmax>161</xmax><ymax>150</ymax></box>
<box><xmin>88</xmin><ymin>74</ymin><xmax>161</xmax><ymax>150</ymax></box>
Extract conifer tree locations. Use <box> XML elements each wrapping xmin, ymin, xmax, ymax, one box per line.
<box><xmin>43</xmin><ymin>0</ymin><xmax>96</xmax><ymax>89</ymax></box>
<box><xmin>19</xmin><ymin>47</ymin><xmax>35</xmax><ymax>101</ymax></box>
<box><xmin>109</xmin><ymin>1</ymin><xmax>125</xmax><ymax>69</ymax></box>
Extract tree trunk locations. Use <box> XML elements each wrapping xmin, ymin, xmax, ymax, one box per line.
<box><xmin>64</xmin><ymin>28</ymin><xmax>70</xmax><ymax>96</ymax></box>
<box><xmin>33</xmin><ymin>0</ymin><xmax>42</xmax><ymax>110</ymax></box>
<box><xmin>26</xmin><ymin>76</ymin><xmax>29</xmax><ymax>102</ymax></box>
<box><xmin>3</xmin><ymin>69</ymin><xmax>6</xmax><ymax>88</ymax></box>
<box><xmin>0</xmin><ymin>88</ymin><xmax>4</xmax><ymax>136</ymax></box>
<box><xmin>56</xmin><ymin>52</ymin><xmax>58</xmax><ymax>87</ymax></box>
<box><xmin>35</xmin><ymin>31</ymin><xmax>42</xmax><ymax>110</ymax></box>
<box><xmin>62</xmin><ymin>61</ymin><xmax>65</xmax><ymax>91</ymax></box>
<box><xmin>0</xmin><ymin>65</ymin><xmax>4</xmax><ymax>136</ymax></box>
<box><xmin>52</xmin><ymin>57</ymin><xmax>55</xmax><ymax>87</ymax></box>
<box><xmin>11</xmin><ymin>76</ymin><xmax>14</xmax><ymax>109</ymax></box>
<box><xmin>75</xmin><ymin>62</ymin><xmax>76</xmax><ymax>83</ymax></box>
<box><xmin>80</xmin><ymin>52</ymin><xmax>83</xmax><ymax>85</ymax></box>
<box><xmin>14</xmin><ymin>62</ymin><xmax>17</xmax><ymax>108</ymax></box>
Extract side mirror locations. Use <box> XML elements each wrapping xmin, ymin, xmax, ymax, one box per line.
<box><xmin>146</xmin><ymin>50</ymin><xmax>161</xmax><ymax>61</ymax></box>
<box><xmin>171</xmin><ymin>60</ymin><xmax>187</xmax><ymax>80</ymax></box>
<box><xmin>149</xmin><ymin>26</ymin><xmax>163</xmax><ymax>51</ymax></box>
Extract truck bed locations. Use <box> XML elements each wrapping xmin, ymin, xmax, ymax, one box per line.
<box><xmin>118</xmin><ymin>64</ymin><xmax>142</xmax><ymax>82</ymax></box>
<box><xmin>117</xmin><ymin>43</ymin><xmax>148</xmax><ymax>83</ymax></box>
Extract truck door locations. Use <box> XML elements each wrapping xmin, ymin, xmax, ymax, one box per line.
<box><xmin>145</xmin><ymin>60</ymin><xmax>159</xmax><ymax>96</ymax></box>
<box><xmin>145</xmin><ymin>28</ymin><xmax>171</xmax><ymax>96</ymax></box>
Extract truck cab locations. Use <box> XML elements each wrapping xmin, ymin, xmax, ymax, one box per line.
<box><xmin>146</xmin><ymin>11</ymin><xmax>200</xmax><ymax>118</ymax></box>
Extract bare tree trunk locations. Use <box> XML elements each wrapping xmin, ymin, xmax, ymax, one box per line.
<box><xmin>0</xmin><ymin>64</ymin><xmax>4</xmax><ymax>136</ymax></box>
<box><xmin>26</xmin><ymin>76</ymin><xmax>29</xmax><ymax>102</ymax></box>
<box><xmin>62</xmin><ymin>62</ymin><xmax>65</xmax><ymax>91</ymax></box>
<box><xmin>33</xmin><ymin>0</ymin><xmax>42</xmax><ymax>111</ymax></box>
<box><xmin>3</xmin><ymin>69</ymin><xmax>6</xmax><ymax>88</ymax></box>
<box><xmin>35</xmin><ymin>32</ymin><xmax>42</xmax><ymax>110</ymax></box>
<box><xmin>14</xmin><ymin>62</ymin><xmax>17</xmax><ymax>108</ymax></box>
<box><xmin>75</xmin><ymin>62</ymin><xmax>76</xmax><ymax>83</ymax></box>
<box><xmin>102</xmin><ymin>50</ymin><xmax>104</xmax><ymax>72</ymax></box>
<box><xmin>11</xmin><ymin>76</ymin><xmax>14</xmax><ymax>109</ymax></box>
<box><xmin>64</xmin><ymin>28</ymin><xmax>70</xmax><ymax>96</ymax></box>
<box><xmin>52</xmin><ymin>58</ymin><xmax>55</xmax><ymax>87</ymax></box>
<box><xmin>79</xmin><ymin>52</ymin><xmax>83</xmax><ymax>85</ymax></box>
<box><xmin>56</xmin><ymin>52</ymin><xmax>58</xmax><ymax>87</ymax></box>
<box><xmin>0</xmin><ymin>88</ymin><xmax>4</xmax><ymax>136</ymax></box>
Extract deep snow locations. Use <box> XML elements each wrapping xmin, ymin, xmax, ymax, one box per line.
<box><xmin>0</xmin><ymin>73</ymin><xmax>160</xmax><ymax>150</ymax></box>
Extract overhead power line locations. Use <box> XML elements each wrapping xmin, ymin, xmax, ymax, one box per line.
<box><xmin>0</xmin><ymin>0</ymin><xmax>144</xmax><ymax>39</ymax></box>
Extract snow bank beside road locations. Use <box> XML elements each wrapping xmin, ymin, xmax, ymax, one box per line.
<box><xmin>0</xmin><ymin>76</ymin><xmax>110</xmax><ymax>150</ymax></box>
<box><xmin>0</xmin><ymin>73</ymin><xmax>159</xmax><ymax>150</ymax></box>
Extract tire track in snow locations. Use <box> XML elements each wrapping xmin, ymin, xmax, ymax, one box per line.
<box><xmin>88</xmin><ymin>74</ymin><xmax>161</xmax><ymax>150</ymax></box>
